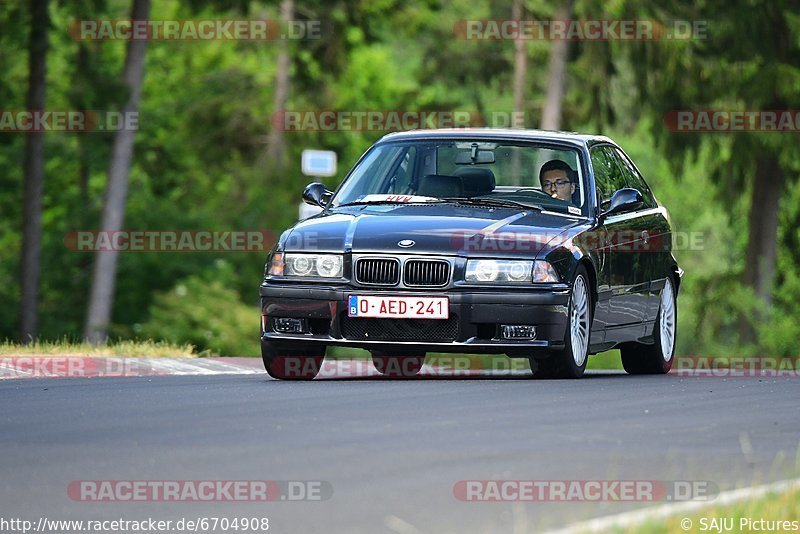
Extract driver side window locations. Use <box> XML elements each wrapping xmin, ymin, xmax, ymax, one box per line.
<box><xmin>590</xmin><ymin>145</ymin><xmax>625</xmax><ymax>207</ymax></box>
<box><xmin>612</xmin><ymin>148</ymin><xmax>656</xmax><ymax>209</ymax></box>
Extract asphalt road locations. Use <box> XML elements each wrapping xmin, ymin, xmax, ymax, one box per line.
<box><xmin>1</xmin><ymin>370</ymin><xmax>798</xmax><ymax>533</ymax></box>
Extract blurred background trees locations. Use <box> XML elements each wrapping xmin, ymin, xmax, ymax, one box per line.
<box><xmin>18</xmin><ymin>0</ymin><xmax>49</xmax><ymax>342</ymax></box>
<box><xmin>1</xmin><ymin>0</ymin><xmax>798</xmax><ymax>356</ymax></box>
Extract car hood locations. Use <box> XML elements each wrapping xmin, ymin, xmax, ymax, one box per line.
<box><xmin>282</xmin><ymin>204</ymin><xmax>585</xmax><ymax>257</ymax></box>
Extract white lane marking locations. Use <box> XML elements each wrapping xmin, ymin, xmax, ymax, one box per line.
<box><xmin>191</xmin><ymin>359</ymin><xmax>263</xmax><ymax>374</ymax></box>
<box><xmin>542</xmin><ymin>477</ymin><xmax>800</xmax><ymax>534</ymax></box>
<box><xmin>116</xmin><ymin>358</ymin><xmax>217</xmax><ymax>376</ymax></box>
<box><xmin>0</xmin><ymin>357</ymin><xmax>263</xmax><ymax>379</ymax></box>
<box><xmin>127</xmin><ymin>358</ymin><xmax>262</xmax><ymax>376</ymax></box>
<box><xmin>0</xmin><ymin>361</ymin><xmax>35</xmax><ymax>377</ymax></box>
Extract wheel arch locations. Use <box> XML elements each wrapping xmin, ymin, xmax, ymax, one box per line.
<box><xmin>669</xmin><ymin>265</ymin><xmax>682</xmax><ymax>293</ymax></box>
<box><xmin>577</xmin><ymin>257</ymin><xmax>598</xmax><ymax>316</ymax></box>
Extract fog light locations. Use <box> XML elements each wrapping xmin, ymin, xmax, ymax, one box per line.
<box><xmin>273</xmin><ymin>318</ymin><xmax>307</xmax><ymax>334</ymax></box>
<box><xmin>502</xmin><ymin>325</ymin><xmax>536</xmax><ymax>340</ymax></box>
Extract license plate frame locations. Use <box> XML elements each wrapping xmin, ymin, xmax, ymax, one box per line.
<box><xmin>347</xmin><ymin>295</ymin><xmax>449</xmax><ymax>319</ymax></box>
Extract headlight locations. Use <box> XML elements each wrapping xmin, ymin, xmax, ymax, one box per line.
<box><xmin>291</xmin><ymin>255</ymin><xmax>313</xmax><ymax>276</ymax></box>
<box><xmin>283</xmin><ymin>253</ymin><xmax>343</xmax><ymax>278</ymax></box>
<box><xmin>465</xmin><ymin>260</ymin><xmax>532</xmax><ymax>283</ymax></box>
<box><xmin>464</xmin><ymin>259</ymin><xmax>560</xmax><ymax>283</ymax></box>
<box><xmin>316</xmin><ymin>256</ymin><xmax>342</xmax><ymax>277</ymax></box>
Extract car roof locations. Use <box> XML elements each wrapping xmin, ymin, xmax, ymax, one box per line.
<box><xmin>376</xmin><ymin>128</ymin><xmax>616</xmax><ymax>148</ymax></box>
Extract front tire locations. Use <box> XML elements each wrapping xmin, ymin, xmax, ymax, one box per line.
<box><xmin>261</xmin><ymin>341</ymin><xmax>325</xmax><ymax>380</ymax></box>
<box><xmin>621</xmin><ymin>275</ymin><xmax>677</xmax><ymax>374</ymax></box>
<box><xmin>529</xmin><ymin>265</ymin><xmax>592</xmax><ymax>379</ymax></box>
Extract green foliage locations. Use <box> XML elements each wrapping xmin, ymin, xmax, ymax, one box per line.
<box><xmin>138</xmin><ymin>261</ymin><xmax>259</xmax><ymax>356</ymax></box>
<box><xmin>761</xmin><ymin>178</ymin><xmax>800</xmax><ymax>356</ymax></box>
<box><xmin>1</xmin><ymin>0</ymin><xmax>798</xmax><ymax>357</ymax></box>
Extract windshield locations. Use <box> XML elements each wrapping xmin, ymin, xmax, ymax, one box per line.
<box><xmin>331</xmin><ymin>140</ymin><xmax>588</xmax><ymax>215</ymax></box>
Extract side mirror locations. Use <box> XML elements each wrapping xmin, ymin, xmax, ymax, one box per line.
<box><xmin>600</xmin><ymin>188</ymin><xmax>643</xmax><ymax>219</ymax></box>
<box><xmin>302</xmin><ymin>182</ymin><xmax>332</xmax><ymax>208</ymax></box>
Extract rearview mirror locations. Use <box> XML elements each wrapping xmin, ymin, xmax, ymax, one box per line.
<box><xmin>302</xmin><ymin>182</ymin><xmax>332</xmax><ymax>208</ymax></box>
<box><xmin>455</xmin><ymin>150</ymin><xmax>496</xmax><ymax>165</ymax></box>
<box><xmin>600</xmin><ymin>188</ymin><xmax>643</xmax><ymax>219</ymax></box>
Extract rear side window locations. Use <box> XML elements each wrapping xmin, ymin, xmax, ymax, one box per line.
<box><xmin>612</xmin><ymin>147</ymin><xmax>656</xmax><ymax>208</ymax></box>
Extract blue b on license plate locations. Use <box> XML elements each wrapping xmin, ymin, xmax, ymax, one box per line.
<box><xmin>348</xmin><ymin>295</ymin><xmax>449</xmax><ymax>319</ymax></box>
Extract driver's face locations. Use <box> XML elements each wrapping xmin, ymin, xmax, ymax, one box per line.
<box><xmin>541</xmin><ymin>170</ymin><xmax>576</xmax><ymax>202</ymax></box>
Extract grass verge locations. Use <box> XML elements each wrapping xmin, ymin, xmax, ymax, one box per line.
<box><xmin>0</xmin><ymin>339</ymin><xmax>197</xmax><ymax>358</ymax></box>
<box><xmin>628</xmin><ymin>484</ymin><xmax>800</xmax><ymax>534</ymax></box>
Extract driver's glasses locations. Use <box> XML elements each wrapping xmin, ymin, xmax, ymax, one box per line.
<box><xmin>542</xmin><ymin>179</ymin><xmax>571</xmax><ymax>189</ymax></box>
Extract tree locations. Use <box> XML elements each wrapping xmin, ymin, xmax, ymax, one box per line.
<box><xmin>84</xmin><ymin>0</ymin><xmax>151</xmax><ymax>343</ymax></box>
<box><xmin>509</xmin><ymin>0</ymin><xmax>527</xmax><ymax>183</ymax></box>
<box><xmin>19</xmin><ymin>0</ymin><xmax>50</xmax><ymax>343</ymax></box>
<box><xmin>511</xmin><ymin>0</ymin><xmax>527</xmax><ymax>126</ymax></box>
<box><xmin>540</xmin><ymin>0</ymin><xmax>573</xmax><ymax>130</ymax></box>
<box><xmin>265</xmin><ymin>0</ymin><xmax>293</xmax><ymax>174</ymax></box>
<box><xmin>624</xmin><ymin>0</ymin><xmax>799</xmax><ymax>347</ymax></box>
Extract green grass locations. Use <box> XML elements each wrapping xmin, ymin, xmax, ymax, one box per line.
<box><xmin>587</xmin><ymin>350</ymin><xmax>624</xmax><ymax>370</ymax></box>
<box><xmin>326</xmin><ymin>346</ymin><xmax>371</xmax><ymax>360</ymax></box>
<box><xmin>0</xmin><ymin>339</ymin><xmax>197</xmax><ymax>358</ymax></box>
<box><xmin>626</xmin><ymin>485</ymin><xmax>800</xmax><ymax>534</ymax></box>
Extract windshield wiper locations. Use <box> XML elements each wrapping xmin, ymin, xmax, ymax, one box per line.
<box><xmin>336</xmin><ymin>200</ymin><xmax>434</xmax><ymax>207</ymax></box>
<box><xmin>337</xmin><ymin>197</ymin><xmax>544</xmax><ymax>211</ymax></box>
<box><xmin>438</xmin><ymin>197</ymin><xmax>542</xmax><ymax>211</ymax></box>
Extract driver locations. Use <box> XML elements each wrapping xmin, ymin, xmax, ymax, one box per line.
<box><xmin>539</xmin><ymin>160</ymin><xmax>576</xmax><ymax>203</ymax></box>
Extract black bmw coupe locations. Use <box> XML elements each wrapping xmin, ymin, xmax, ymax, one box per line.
<box><xmin>260</xmin><ymin>129</ymin><xmax>682</xmax><ymax>379</ymax></box>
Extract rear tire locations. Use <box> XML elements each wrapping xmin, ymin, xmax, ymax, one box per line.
<box><xmin>621</xmin><ymin>275</ymin><xmax>677</xmax><ymax>374</ymax></box>
<box><xmin>529</xmin><ymin>265</ymin><xmax>592</xmax><ymax>379</ymax></box>
<box><xmin>371</xmin><ymin>351</ymin><xmax>425</xmax><ymax>377</ymax></box>
<box><xmin>261</xmin><ymin>341</ymin><xmax>325</xmax><ymax>380</ymax></box>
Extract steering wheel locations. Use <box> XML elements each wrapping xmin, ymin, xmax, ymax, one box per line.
<box><xmin>513</xmin><ymin>188</ymin><xmax>553</xmax><ymax>198</ymax></box>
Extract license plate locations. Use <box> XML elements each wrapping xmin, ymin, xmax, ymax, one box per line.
<box><xmin>348</xmin><ymin>295</ymin><xmax>449</xmax><ymax>319</ymax></box>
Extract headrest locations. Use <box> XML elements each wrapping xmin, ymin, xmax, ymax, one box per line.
<box><xmin>453</xmin><ymin>167</ymin><xmax>496</xmax><ymax>197</ymax></box>
<box><xmin>417</xmin><ymin>174</ymin><xmax>463</xmax><ymax>198</ymax></box>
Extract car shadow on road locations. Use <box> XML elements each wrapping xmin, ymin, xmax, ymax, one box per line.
<box><xmin>280</xmin><ymin>360</ymin><xmax>631</xmax><ymax>381</ymax></box>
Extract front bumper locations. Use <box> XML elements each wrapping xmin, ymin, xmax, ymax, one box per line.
<box><xmin>260</xmin><ymin>282</ymin><xmax>570</xmax><ymax>355</ymax></box>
